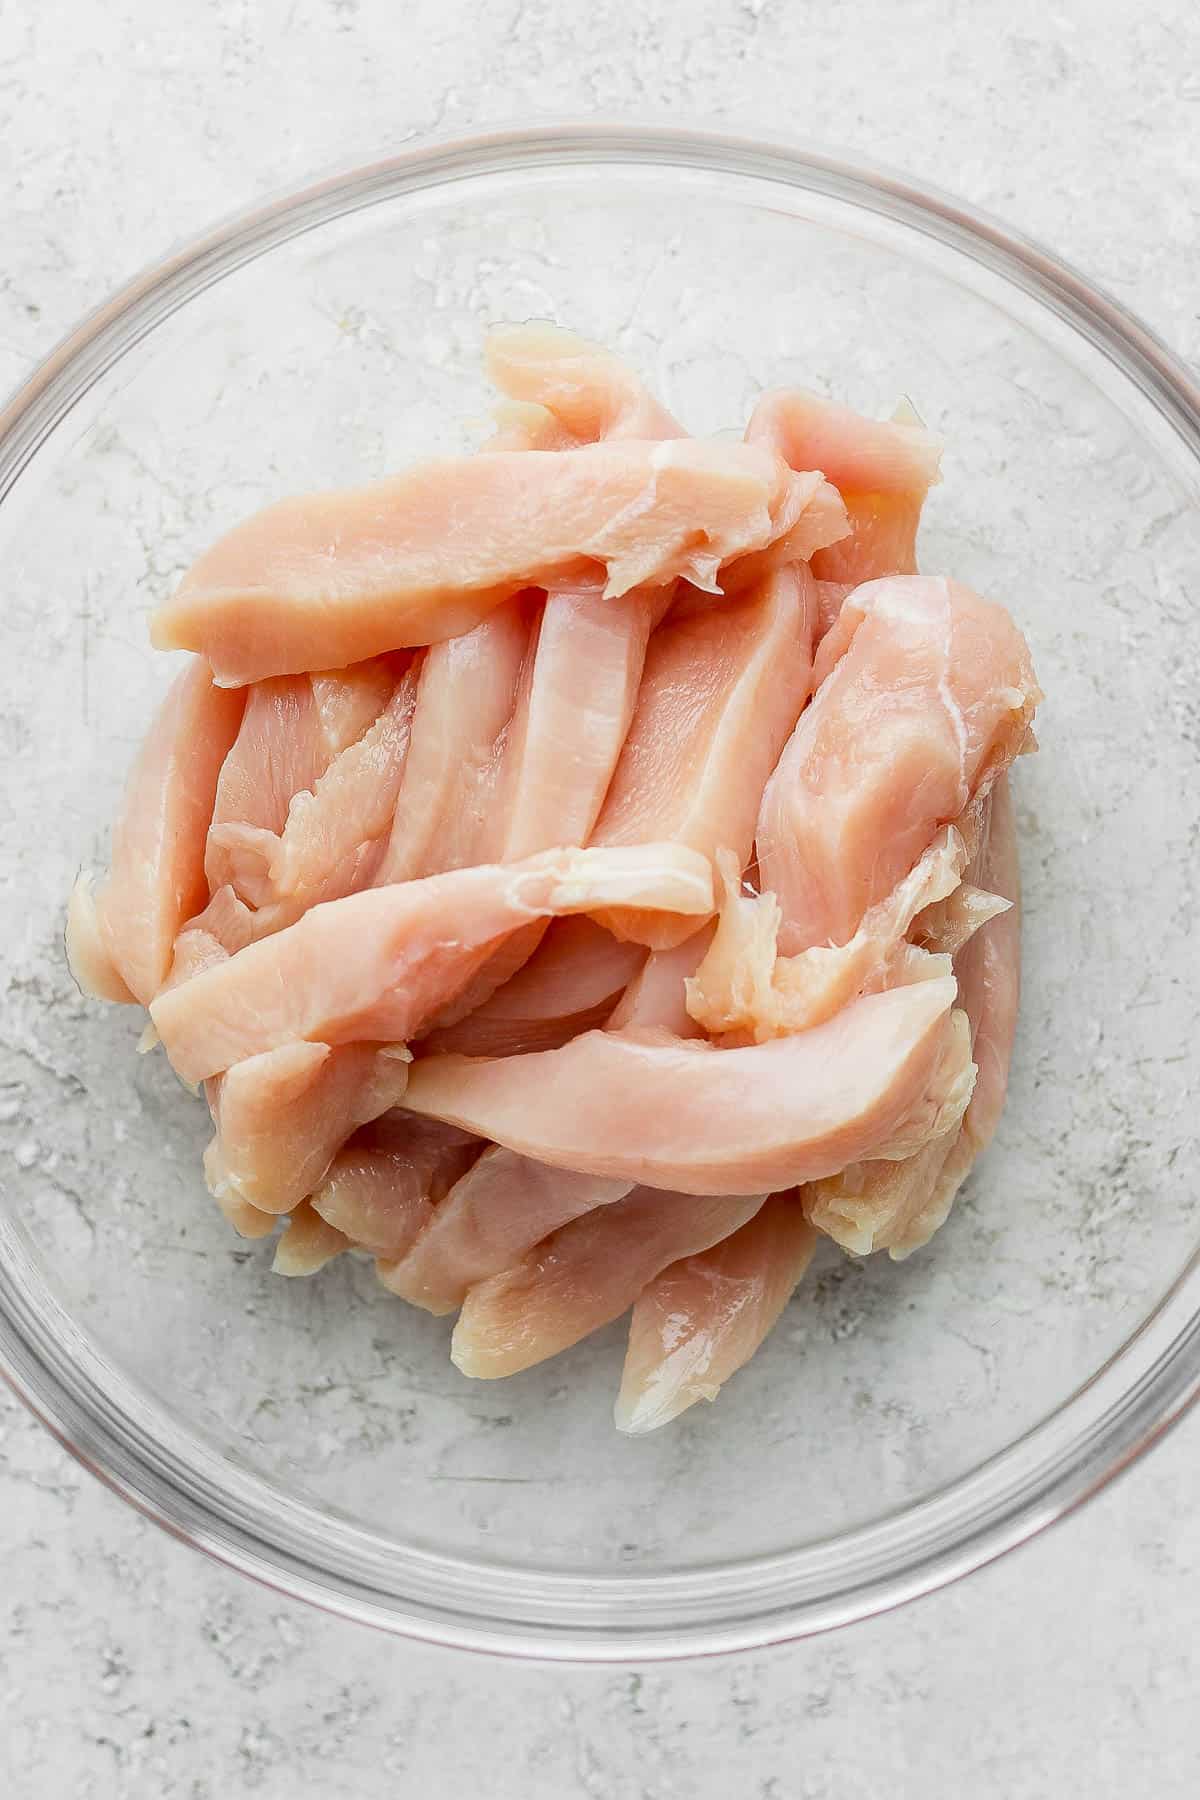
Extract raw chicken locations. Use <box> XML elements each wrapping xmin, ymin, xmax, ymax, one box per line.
<box><xmin>149</xmin><ymin>843</ymin><xmax>715</xmax><ymax>1084</ymax></box>
<box><xmin>205</xmin><ymin>1040</ymin><xmax>413</xmax><ymax>1215</ymax></box>
<box><xmin>311</xmin><ymin>1114</ymin><xmax>481</xmax><ymax>1257</ymax></box>
<box><xmin>452</xmin><ymin>1189</ymin><xmax>767</xmax><ymax>1378</ymax></box>
<box><xmin>410</xmin><ymin>920</ymin><xmax>553</xmax><ymax>1041</ymax></box>
<box><xmin>206</xmin><ymin>1158</ymin><xmax>277</xmax><ymax>1241</ymax></box>
<box><xmin>590</xmin><ymin>563</ymin><xmax>819</xmax><ymax>947</ymax></box>
<box><xmin>379</xmin><ymin>1154</ymin><xmax>632</xmax><ymax>1317</ymax></box>
<box><xmin>955</xmin><ymin>775</ymin><xmax>1022</xmax><ymax>1166</ymax></box>
<box><xmin>484</xmin><ymin>328</ymin><xmax>684</xmax><ymax>864</ymax></box>
<box><xmin>748</xmin><ymin>388</ymin><xmax>942</xmax><ymax>587</ymax></box>
<box><xmin>686</xmin><ymin>827</ymin><xmax>971</xmax><ymax>1042</ymax></box>
<box><xmin>484</xmin><ymin>321</ymin><xmax>686</xmax><ymax>445</ymax></box>
<box><xmin>66</xmin><ymin>658</ymin><xmax>244</xmax><ymax>1005</ymax></box>
<box><xmin>272</xmin><ymin>1200</ymin><xmax>350</xmax><ymax>1277</ymax></box>
<box><xmin>68</xmin><ymin>326</ymin><xmax>1044</xmax><ymax>1433</ymax></box>
<box><xmin>756</xmin><ymin>575</ymin><xmax>1039</xmax><ymax>955</ymax></box>
<box><xmin>206</xmin><ymin>675</ymin><xmax>324</xmax><ymax>886</ymax></box>
<box><xmin>815</xmin><ymin>578</ymin><xmax>853</xmax><ymax>638</ymax></box>
<box><xmin>484</xmin><ymin>401</ymin><xmax>580</xmax><ymax>453</ymax></box>
<box><xmin>384</xmin><ymin>918</ymin><xmax>715</xmax><ymax>1313</ymax></box>
<box><xmin>372</xmin><ymin>598</ymin><xmax>532</xmax><ymax>884</ymax></box>
<box><xmin>265</xmin><ymin>661</ymin><xmax>421</xmax><ymax>911</ymax></box>
<box><xmin>310</xmin><ymin>661</ymin><xmax>396</xmax><ymax>756</ymax></box>
<box><xmin>605</xmin><ymin>923</ymin><xmax>714</xmax><ymax>1038</ymax></box>
<box><xmin>151</xmin><ymin>439</ymin><xmax>811</xmax><ymax>684</ymax></box>
<box><xmin>403</xmin><ymin>977</ymin><xmax>974</xmax><ymax>1195</ymax></box>
<box><xmin>493</xmin><ymin>581</ymin><xmax>671</xmax><ymax>862</ymax></box>
<box><xmin>717</xmin><ymin>475</ymin><xmax>849</xmax><ymax>596</ymax></box>
<box><xmin>162</xmin><ymin>884</ymin><xmax>255</xmax><ymax>990</ymax></box>
<box><xmin>420</xmin><ymin>918</ymin><xmax>645</xmax><ymax>1058</ymax></box>
<box><xmin>64</xmin><ymin>876</ymin><xmax>137</xmax><ymax>1004</ymax></box>
<box><xmin>803</xmin><ymin>776</ymin><xmax>1021</xmax><ymax>1257</ymax></box>
<box><xmin>615</xmin><ymin>1193</ymin><xmax>817</xmax><ymax>1433</ymax></box>
<box><xmin>205</xmin><ymin>664</ymin><xmax>390</xmax><ymax>902</ymax></box>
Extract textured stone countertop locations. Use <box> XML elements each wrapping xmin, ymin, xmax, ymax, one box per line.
<box><xmin>2</xmin><ymin>2</ymin><xmax>1198</xmax><ymax>1794</ymax></box>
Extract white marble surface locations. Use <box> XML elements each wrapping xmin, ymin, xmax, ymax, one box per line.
<box><xmin>2</xmin><ymin>0</ymin><xmax>1198</xmax><ymax>1792</ymax></box>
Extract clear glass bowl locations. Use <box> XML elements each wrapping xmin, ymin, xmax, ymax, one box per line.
<box><xmin>1</xmin><ymin>125</ymin><xmax>1198</xmax><ymax>1660</ymax></box>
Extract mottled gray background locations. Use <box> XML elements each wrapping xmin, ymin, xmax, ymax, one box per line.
<box><xmin>2</xmin><ymin>1</ymin><xmax>1198</xmax><ymax>1794</ymax></box>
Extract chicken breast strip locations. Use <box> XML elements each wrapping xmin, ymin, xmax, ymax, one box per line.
<box><xmin>403</xmin><ymin>978</ymin><xmax>974</xmax><ymax>1196</ymax></box>
<box><xmin>803</xmin><ymin>774</ymin><xmax>1021</xmax><ymax>1257</ymax></box>
<box><xmin>615</xmin><ymin>1193</ymin><xmax>818</xmax><ymax>1434</ymax></box>
<box><xmin>748</xmin><ymin>387</ymin><xmax>942</xmax><ymax>591</ymax></box>
<box><xmin>310</xmin><ymin>1115</ymin><xmax>482</xmax><ymax>1258</ymax></box>
<box><xmin>66</xmin><ymin>658</ymin><xmax>244</xmax><ymax>1005</ymax></box>
<box><xmin>379</xmin><ymin>924</ymin><xmax>715</xmax><ymax>1315</ymax></box>
<box><xmin>370</xmin><ymin>599</ymin><xmax>532</xmax><ymax>884</ymax></box>
<box><xmin>152</xmin><ymin>439</ymin><xmax>812</xmax><ymax>683</ymax></box>
<box><xmin>756</xmin><ymin>575</ymin><xmax>1039</xmax><ymax>956</ymax></box>
<box><xmin>420</xmin><ymin>917</ymin><xmax>646</xmax><ymax>1059</ymax></box>
<box><xmin>451</xmin><ymin>1189</ymin><xmax>768</xmax><ymax>1379</ymax></box>
<box><xmin>590</xmin><ymin>563</ymin><xmax>819</xmax><ymax>947</ymax></box>
<box><xmin>481</xmin><ymin>324</ymin><xmax>686</xmax><ymax>861</ymax></box>
<box><xmin>149</xmin><ymin>843</ymin><xmax>714</xmax><ymax>1084</ymax></box>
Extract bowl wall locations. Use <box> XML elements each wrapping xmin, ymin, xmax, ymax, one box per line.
<box><xmin>1</xmin><ymin>129</ymin><xmax>1198</xmax><ymax>1655</ymax></box>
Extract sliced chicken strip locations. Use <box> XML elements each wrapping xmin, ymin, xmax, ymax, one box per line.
<box><xmin>615</xmin><ymin>1193</ymin><xmax>818</xmax><ymax>1434</ymax></box>
<box><xmin>802</xmin><ymin>1129</ymin><xmax>956</xmax><ymax>1260</ymax></box>
<box><xmin>815</xmin><ymin>578</ymin><xmax>852</xmax><ymax>638</ymax></box>
<box><xmin>889</xmin><ymin>772</ymin><xmax>1021</xmax><ymax>1255</ymax></box>
<box><xmin>910</xmin><ymin>881</ymin><xmax>1012</xmax><ymax>957</ymax></box>
<box><xmin>206</xmin><ymin>1155</ymin><xmax>277</xmax><ymax>1242</ymax></box>
<box><xmin>756</xmin><ymin>576</ymin><xmax>1039</xmax><ymax>956</ymax></box>
<box><xmin>955</xmin><ymin>775</ymin><xmax>1021</xmax><ymax>1161</ymax></box>
<box><xmin>151</xmin><ymin>439</ymin><xmax>809</xmax><ymax>684</ymax></box>
<box><xmin>206</xmin><ymin>675</ymin><xmax>322</xmax><ymax>863</ymax></box>
<box><xmin>379</xmin><ymin>1154</ymin><xmax>633</xmax><ymax>1317</ymax></box>
<box><xmin>166</xmin><ymin>888</ymin><xmax>412</xmax><ymax>1224</ymax></box>
<box><xmin>482</xmin><ymin>328</ymin><xmax>684</xmax><ymax>863</ymax></box>
<box><xmin>749</xmin><ymin>388</ymin><xmax>942</xmax><ymax>588</ymax></box>
<box><xmin>150</xmin><ymin>843</ymin><xmax>714</xmax><ymax>1084</ymax></box>
<box><xmin>310</xmin><ymin>660</ymin><xmax>396</xmax><ymax>757</ymax></box>
<box><xmin>404</xmin><ymin>978</ymin><xmax>974</xmax><ymax>1196</ymax></box>
<box><xmin>383</xmin><ymin>918</ymin><xmax>714</xmax><ymax>1315</ymax></box>
<box><xmin>66</xmin><ymin>659</ymin><xmax>244</xmax><ymax>1005</ymax></box>
<box><xmin>494</xmin><ymin>580</ymin><xmax>673</xmax><ymax>862</ymax></box>
<box><xmin>431</xmin><ymin>333</ymin><xmax>679</xmax><ymax>1038</ymax></box>
<box><xmin>272</xmin><ymin>1200</ymin><xmax>350</xmax><ymax>1277</ymax></box>
<box><xmin>484</xmin><ymin>321</ymin><xmax>687</xmax><ymax>444</ymax></box>
<box><xmin>205</xmin><ymin>1040</ymin><xmax>412</xmax><ymax>1215</ymax></box>
<box><xmin>483</xmin><ymin>400</ymin><xmax>580</xmax><ymax>453</ymax></box>
<box><xmin>605</xmin><ymin>923</ymin><xmax>714</xmax><ymax>1038</ymax></box>
<box><xmin>420</xmin><ymin>918</ymin><xmax>646</xmax><ymax>1059</ymax></box>
<box><xmin>803</xmin><ymin>775</ymin><xmax>1021</xmax><ymax>1257</ymax></box>
<box><xmin>410</xmin><ymin>920</ymin><xmax>552</xmax><ymax>1042</ymax></box>
<box><xmin>205</xmin><ymin>659</ymin><xmax>396</xmax><ymax>905</ymax></box>
<box><xmin>687</xmin><ymin>828</ymin><xmax>981</xmax><ymax>1041</ymax></box>
<box><xmin>162</xmin><ymin>884</ymin><xmax>255</xmax><ymax>991</ymax></box>
<box><xmin>372</xmin><ymin>599</ymin><xmax>531</xmax><ymax>885</ymax></box>
<box><xmin>717</xmin><ymin>475</ymin><xmax>849</xmax><ymax>595</ymax></box>
<box><xmin>452</xmin><ymin>1189</ymin><xmax>767</xmax><ymax>1379</ymax></box>
<box><xmin>264</xmin><ymin>661</ymin><xmax>420</xmax><ymax>911</ymax></box>
<box><xmin>65</xmin><ymin>876</ymin><xmax>137</xmax><ymax>1004</ymax></box>
<box><xmin>311</xmin><ymin>1115</ymin><xmax>481</xmax><ymax>1257</ymax></box>
<box><xmin>590</xmin><ymin>563</ymin><xmax>819</xmax><ymax>947</ymax></box>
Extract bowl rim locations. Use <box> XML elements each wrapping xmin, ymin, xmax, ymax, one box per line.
<box><xmin>1</xmin><ymin>119</ymin><xmax>1198</xmax><ymax>1661</ymax></box>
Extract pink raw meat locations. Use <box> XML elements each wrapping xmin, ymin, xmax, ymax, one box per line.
<box><xmin>66</xmin><ymin>658</ymin><xmax>244</xmax><ymax>1005</ymax></box>
<box><xmin>615</xmin><ymin>1193</ymin><xmax>818</xmax><ymax>1433</ymax></box>
<box><xmin>152</xmin><ymin>439</ymin><xmax>810</xmax><ymax>683</ymax></box>
<box><xmin>756</xmin><ymin>575</ymin><xmax>1039</xmax><ymax>955</ymax></box>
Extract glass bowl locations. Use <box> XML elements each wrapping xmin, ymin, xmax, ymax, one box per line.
<box><xmin>1</xmin><ymin>125</ymin><xmax>1198</xmax><ymax>1661</ymax></box>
